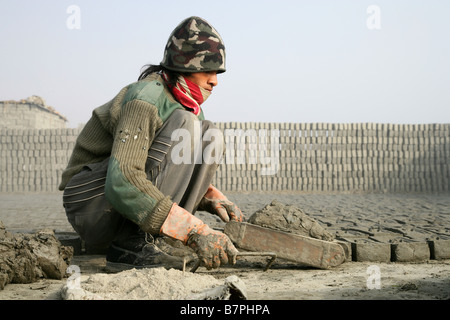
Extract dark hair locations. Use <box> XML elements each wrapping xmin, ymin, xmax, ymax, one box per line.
<box><xmin>138</xmin><ymin>64</ymin><xmax>180</xmax><ymax>86</ymax></box>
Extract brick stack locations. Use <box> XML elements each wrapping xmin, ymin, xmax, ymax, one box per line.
<box><xmin>0</xmin><ymin>128</ymin><xmax>80</xmax><ymax>192</ymax></box>
<box><xmin>0</xmin><ymin>123</ymin><xmax>449</xmax><ymax>193</ymax></box>
<box><xmin>212</xmin><ymin>122</ymin><xmax>450</xmax><ymax>193</ymax></box>
<box><xmin>0</xmin><ymin>99</ymin><xmax>67</xmax><ymax>130</ymax></box>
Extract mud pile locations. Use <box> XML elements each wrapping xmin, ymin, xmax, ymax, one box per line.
<box><xmin>247</xmin><ymin>200</ymin><xmax>335</xmax><ymax>241</ymax></box>
<box><xmin>0</xmin><ymin>221</ymin><xmax>73</xmax><ymax>290</ymax></box>
<box><xmin>61</xmin><ymin>268</ymin><xmax>247</xmax><ymax>300</ymax></box>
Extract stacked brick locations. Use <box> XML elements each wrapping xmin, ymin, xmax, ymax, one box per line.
<box><xmin>0</xmin><ymin>99</ymin><xmax>67</xmax><ymax>130</ymax></box>
<box><xmin>0</xmin><ymin>128</ymin><xmax>80</xmax><ymax>192</ymax></box>
<box><xmin>212</xmin><ymin>122</ymin><xmax>450</xmax><ymax>193</ymax></box>
<box><xmin>0</xmin><ymin>123</ymin><xmax>449</xmax><ymax>193</ymax></box>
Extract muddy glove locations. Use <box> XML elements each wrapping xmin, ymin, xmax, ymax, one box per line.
<box><xmin>160</xmin><ymin>203</ymin><xmax>238</xmax><ymax>269</ymax></box>
<box><xmin>198</xmin><ymin>185</ymin><xmax>244</xmax><ymax>222</ymax></box>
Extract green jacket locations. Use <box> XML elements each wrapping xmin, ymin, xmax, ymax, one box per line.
<box><xmin>59</xmin><ymin>73</ymin><xmax>204</xmax><ymax>234</ymax></box>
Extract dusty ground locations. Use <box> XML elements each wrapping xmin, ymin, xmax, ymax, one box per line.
<box><xmin>0</xmin><ymin>191</ymin><xmax>449</xmax><ymax>300</ymax></box>
<box><xmin>0</xmin><ymin>255</ymin><xmax>449</xmax><ymax>300</ymax></box>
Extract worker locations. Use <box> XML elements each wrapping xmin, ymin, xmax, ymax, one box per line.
<box><xmin>59</xmin><ymin>16</ymin><xmax>243</xmax><ymax>271</ymax></box>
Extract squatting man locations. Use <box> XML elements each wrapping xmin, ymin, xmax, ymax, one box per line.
<box><xmin>59</xmin><ymin>16</ymin><xmax>244</xmax><ymax>271</ymax></box>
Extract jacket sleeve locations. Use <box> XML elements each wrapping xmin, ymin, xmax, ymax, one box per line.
<box><xmin>104</xmin><ymin>98</ymin><xmax>173</xmax><ymax>235</ymax></box>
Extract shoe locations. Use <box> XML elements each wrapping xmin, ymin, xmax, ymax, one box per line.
<box><xmin>105</xmin><ymin>241</ymin><xmax>187</xmax><ymax>272</ymax></box>
<box><xmin>155</xmin><ymin>236</ymin><xmax>197</xmax><ymax>260</ymax></box>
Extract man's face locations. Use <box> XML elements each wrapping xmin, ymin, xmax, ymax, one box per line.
<box><xmin>184</xmin><ymin>71</ymin><xmax>218</xmax><ymax>92</ymax></box>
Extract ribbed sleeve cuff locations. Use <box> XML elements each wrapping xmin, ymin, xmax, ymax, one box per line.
<box><xmin>139</xmin><ymin>196</ymin><xmax>174</xmax><ymax>235</ymax></box>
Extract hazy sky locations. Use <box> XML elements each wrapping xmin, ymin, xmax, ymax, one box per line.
<box><xmin>1</xmin><ymin>0</ymin><xmax>449</xmax><ymax>128</ymax></box>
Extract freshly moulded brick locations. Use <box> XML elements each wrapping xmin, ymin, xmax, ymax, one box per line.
<box><xmin>352</xmin><ymin>241</ymin><xmax>391</xmax><ymax>262</ymax></box>
<box><xmin>391</xmin><ymin>242</ymin><xmax>430</xmax><ymax>262</ymax></box>
<box><xmin>429</xmin><ymin>240</ymin><xmax>450</xmax><ymax>259</ymax></box>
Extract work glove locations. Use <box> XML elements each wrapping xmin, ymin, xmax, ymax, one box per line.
<box><xmin>160</xmin><ymin>203</ymin><xmax>238</xmax><ymax>269</ymax></box>
<box><xmin>198</xmin><ymin>185</ymin><xmax>244</xmax><ymax>223</ymax></box>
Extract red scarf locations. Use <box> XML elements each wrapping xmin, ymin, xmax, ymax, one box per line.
<box><xmin>162</xmin><ymin>72</ymin><xmax>211</xmax><ymax>116</ymax></box>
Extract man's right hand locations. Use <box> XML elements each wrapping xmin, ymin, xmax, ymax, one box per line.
<box><xmin>187</xmin><ymin>224</ymin><xmax>238</xmax><ymax>269</ymax></box>
<box><xmin>160</xmin><ymin>203</ymin><xmax>238</xmax><ymax>269</ymax></box>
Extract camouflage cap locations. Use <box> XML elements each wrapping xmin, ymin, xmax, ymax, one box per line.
<box><xmin>160</xmin><ymin>16</ymin><xmax>226</xmax><ymax>74</ymax></box>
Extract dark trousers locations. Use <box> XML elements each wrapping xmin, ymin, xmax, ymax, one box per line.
<box><xmin>63</xmin><ymin>109</ymin><xmax>224</xmax><ymax>249</ymax></box>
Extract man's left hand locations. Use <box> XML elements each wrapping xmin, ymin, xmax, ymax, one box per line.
<box><xmin>198</xmin><ymin>185</ymin><xmax>244</xmax><ymax>222</ymax></box>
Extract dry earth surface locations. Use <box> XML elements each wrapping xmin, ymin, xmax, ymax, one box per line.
<box><xmin>0</xmin><ymin>191</ymin><xmax>449</xmax><ymax>302</ymax></box>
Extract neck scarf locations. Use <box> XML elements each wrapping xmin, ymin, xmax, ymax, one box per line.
<box><xmin>161</xmin><ymin>72</ymin><xmax>211</xmax><ymax>116</ymax></box>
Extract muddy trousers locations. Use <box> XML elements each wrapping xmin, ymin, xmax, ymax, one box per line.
<box><xmin>63</xmin><ymin>109</ymin><xmax>224</xmax><ymax>250</ymax></box>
